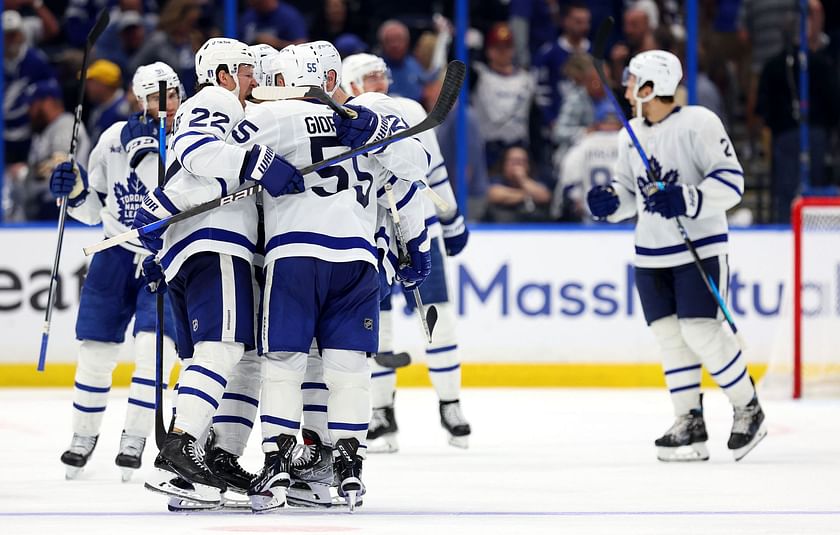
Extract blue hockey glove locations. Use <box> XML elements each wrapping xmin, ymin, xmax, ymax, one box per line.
<box><xmin>241</xmin><ymin>144</ymin><xmax>305</xmax><ymax>197</ymax></box>
<box><xmin>586</xmin><ymin>185</ymin><xmax>620</xmax><ymax>220</ymax></box>
<box><xmin>396</xmin><ymin>235</ymin><xmax>432</xmax><ymax>290</ymax></box>
<box><xmin>121</xmin><ymin>112</ymin><xmax>159</xmax><ymax>168</ymax></box>
<box><xmin>645</xmin><ymin>183</ymin><xmax>701</xmax><ymax>219</ymax></box>
<box><xmin>49</xmin><ymin>161</ymin><xmax>89</xmax><ymax>207</ymax></box>
<box><xmin>131</xmin><ymin>187</ymin><xmax>180</xmax><ymax>253</ymax></box>
<box><xmin>440</xmin><ymin>210</ymin><xmax>469</xmax><ymax>256</ymax></box>
<box><xmin>141</xmin><ymin>255</ymin><xmax>167</xmax><ymax>294</ymax></box>
<box><xmin>333</xmin><ymin>104</ymin><xmax>385</xmax><ymax>149</ymax></box>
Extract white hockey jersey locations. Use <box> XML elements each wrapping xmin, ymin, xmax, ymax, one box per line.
<box><xmin>157</xmin><ymin>86</ymin><xmax>258</xmax><ymax>279</ymax></box>
<box><xmin>233</xmin><ymin>97</ymin><xmax>429</xmax><ymax>270</ymax></box>
<box><xmin>608</xmin><ymin>106</ymin><xmax>743</xmax><ymax>268</ymax></box>
<box><xmin>68</xmin><ymin>122</ymin><xmax>156</xmax><ymax>255</ymax></box>
<box><xmin>552</xmin><ymin>130</ymin><xmax>619</xmax><ymax>221</ymax></box>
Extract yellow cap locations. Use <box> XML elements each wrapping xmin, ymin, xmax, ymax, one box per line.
<box><xmin>86</xmin><ymin>59</ymin><xmax>122</xmax><ymax>87</ymax></box>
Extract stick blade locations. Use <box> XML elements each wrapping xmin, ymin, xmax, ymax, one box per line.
<box><xmin>374</xmin><ymin>352</ymin><xmax>412</xmax><ymax>369</ymax></box>
<box><xmin>592</xmin><ymin>16</ymin><xmax>614</xmax><ymax>61</ymax></box>
<box><xmin>428</xmin><ymin>60</ymin><xmax>466</xmax><ymax>124</ymax></box>
<box><xmin>87</xmin><ymin>9</ymin><xmax>111</xmax><ymax>47</ymax></box>
<box><xmin>426</xmin><ymin>305</ymin><xmax>439</xmax><ymax>340</ymax></box>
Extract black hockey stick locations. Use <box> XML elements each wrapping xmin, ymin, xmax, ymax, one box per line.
<box><xmin>38</xmin><ymin>8</ymin><xmax>110</xmax><ymax>370</ymax></box>
<box><xmin>591</xmin><ymin>17</ymin><xmax>743</xmax><ymax>345</ymax></box>
<box><xmin>374</xmin><ymin>351</ymin><xmax>412</xmax><ymax>369</ymax></box>
<box><xmin>251</xmin><ymin>85</ymin><xmax>358</xmax><ymax>119</ymax></box>
<box><xmin>154</xmin><ymin>80</ymin><xmax>167</xmax><ymax>450</ymax></box>
<box><xmin>83</xmin><ymin>60</ymin><xmax>467</xmax><ymax>256</ymax></box>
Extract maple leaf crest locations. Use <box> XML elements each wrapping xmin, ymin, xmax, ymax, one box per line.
<box><xmin>636</xmin><ymin>156</ymin><xmax>680</xmax><ymax>197</ymax></box>
<box><xmin>114</xmin><ymin>171</ymin><xmax>148</xmax><ymax>227</ymax></box>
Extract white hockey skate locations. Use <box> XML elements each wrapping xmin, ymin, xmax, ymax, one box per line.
<box><xmin>115</xmin><ymin>432</ymin><xmax>146</xmax><ymax>482</ymax></box>
<box><xmin>61</xmin><ymin>434</ymin><xmax>98</xmax><ymax>479</ymax></box>
<box><xmin>440</xmin><ymin>400</ymin><xmax>471</xmax><ymax>449</ymax></box>
<box><xmin>366</xmin><ymin>406</ymin><xmax>399</xmax><ymax>453</ymax></box>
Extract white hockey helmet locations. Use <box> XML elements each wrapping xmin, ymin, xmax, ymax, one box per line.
<box><xmin>271</xmin><ymin>44</ymin><xmax>324</xmax><ymax>88</ymax></box>
<box><xmin>260</xmin><ymin>52</ymin><xmax>298</xmax><ymax>87</ymax></box>
<box><xmin>194</xmin><ymin>37</ymin><xmax>255</xmax><ymax>90</ymax></box>
<box><xmin>249</xmin><ymin>43</ymin><xmax>279</xmax><ymax>87</ymax></box>
<box><xmin>132</xmin><ymin>62</ymin><xmax>182</xmax><ymax>112</ymax></box>
<box><xmin>341</xmin><ymin>53</ymin><xmax>388</xmax><ymax>95</ymax></box>
<box><xmin>306</xmin><ymin>40</ymin><xmax>342</xmax><ymax>95</ymax></box>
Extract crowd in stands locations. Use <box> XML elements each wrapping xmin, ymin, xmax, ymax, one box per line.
<box><xmin>3</xmin><ymin>0</ymin><xmax>840</xmax><ymax>224</ymax></box>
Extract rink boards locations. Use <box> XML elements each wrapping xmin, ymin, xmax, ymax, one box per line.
<box><xmin>0</xmin><ymin>223</ymin><xmax>829</xmax><ymax>387</ymax></box>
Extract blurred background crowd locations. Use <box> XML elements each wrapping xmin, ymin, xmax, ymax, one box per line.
<box><xmin>3</xmin><ymin>0</ymin><xmax>839</xmax><ymax>224</ymax></box>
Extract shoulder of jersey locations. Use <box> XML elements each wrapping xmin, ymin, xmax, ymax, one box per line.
<box><xmin>678</xmin><ymin>105</ymin><xmax>720</xmax><ymax>126</ymax></box>
<box><xmin>98</xmin><ymin>121</ymin><xmax>127</xmax><ymax>149</ymax></box>
<box><xmin>392</xmin><ymin>96</ymin><xmax>426</xmax><ymax>123</ymax></box>
<box><xmin>187</xmin><ymin>86</ymin><xmax>241</xmax><ymax>110</ymax></box>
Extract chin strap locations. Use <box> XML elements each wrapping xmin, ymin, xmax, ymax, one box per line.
<box><xmin>633</xmin><ymin>84</ymin><xmax>656</xmax><ymax>119</ymax></box>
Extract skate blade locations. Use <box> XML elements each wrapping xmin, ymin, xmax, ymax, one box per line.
<box><xmin>120</xmin><ymin>467</ymin><xmax>135</xmax><ymax>483</ymax></box>
<box><xmin>656</xmin><ymin>442</ymin><xmax>710</xmax><ymax>462</ymax></box>
<box><xmin>249</xmin><ymin>487</ymin><xmax>288</xmax><ymax>513</ymax></box>
<box><xmin>64</xmin><ymin>465</ymin><xmax>84</xmax><ymax>480</ymax></box>
<box><xmin>366</xmin><ymin>434</ymin><xmax>399</xmax><ymax>454</ymax></box>
<box><xmin>287</xmin><ymin>482</ymin><xmax>333</xmax><ymax>508</ymax></box>
<box><xmin>166</xmin><ymin>493</ymin><xmax>250</xmax><ymax>513</ymax></box>
<box><xmin>447</xmin><ymin>435</ymin><xmax>469</xmax><ymax>449</ymax></box>
<box><xmin>732</xmin><ymin>422</ymin><xmax>768</xmax><ymax>462</ymax></box>
<box><xmin>347</xmin><ymin>490</ymin><xmax>357</xmax><ymax>513</ymax></box>
<box><xmin>145</xmin><ymin>469</ymin><xmax>222</xmax><ymax>504</ymax></box>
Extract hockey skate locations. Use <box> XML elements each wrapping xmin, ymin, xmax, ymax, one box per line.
<box><xmin>728</xmin><ymin>396</ymin><xmax>767</xmax><ymax>461</ymax></box>
<box><xmin>655</xmin><ymin>398</ymin><xmax>710</xmax><ymax>462</ymax></box>
<box><xmin>144</xmin><ymin>431</ymin><xmax>227</xmax><ymax>505</ymax></box>
<box><xmin>115</xmin><ymin>431</ymin><xmax>146</xmax><ymax>482</ymax></box>
<box><xmin>203</xmin><ymin>443</ymin><xmax>254</xmax><ymax>508</ymax></box>
<box><xmin>333</xmin><ymin>438</ymin><xmax>365</xmax><ymax>513</ymax></box>
<box><xmin>440</xmin><ymin>400</ymin><xmax>471</xmax><ymax>449</ymax></box>
<box><xmin>367</xmin><ymin>406</ymin><xmax>399</xmax><ymax>453</ymax></box>
<box><xmin>248</xmin><ymin>434</ymin><xmax>296</xmax><ymax>513</ymax></box>
<box><xmin>60</xmin><ymin>434</ymin><xmax>98</xmax><ymax>479</ymax></box>
<box><xmin>287</xmin><ymin>429</ymin><xmax>335</xmax><ymax>508</ymax></box>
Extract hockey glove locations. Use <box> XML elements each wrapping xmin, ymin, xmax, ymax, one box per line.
<box><xmin>121</xmin><ymin>112</ymin><xmax>159</xmax><ymax>168</ymax></box>
<box><xmin>645</xmin><ymin>183</ymin><xmax>701</xmax><ymax>219</ymax></box>
<box><xmin>333</xmin><ymin>105</ymin><xmax>386</xmax><ymax>149</ymax></box>
<box><xmin>241</xmin><ymin>144</ymin><xmax>305</xmax><ymax>197</ymax></box>
<box><xmin>131</xmin><ymin>187</ymin><xmax>180</xmax><ymax>253</ymax></box>
<box><xmin>141</xmin><ymin>255</ymin><xmax>167</xmax><ymax>294</ymax></box>
<box><xmin>49</xmin><ymin>161</ymin><xmax>89</xmax><ymax>207</ymax></box>
<box><xmin>586</xmin><ymin>185</ymin><xmax>620</xmax><ymax>220</ymax></box>
<box><xmin>440</xmin><ymin>210</ymin><xmax>469</xmax><ymax>256</ymax></box>
<box><xmin>396</xmin><ymin>235</ymin><xmax>432</xmax><ymax>290</ymax></box>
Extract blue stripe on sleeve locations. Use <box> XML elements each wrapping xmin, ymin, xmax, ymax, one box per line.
<box><xmin>705</xmin><ymin>169</ymin><xmax>743</xmax><ymax>196</ymax></box>
<box><xmin>180</xmin><ymin>136</ymin><xmax>218</xmax><ymax>161</ymax></box>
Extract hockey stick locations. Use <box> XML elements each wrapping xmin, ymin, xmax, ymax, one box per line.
<box><xmin>251</xmin><ymin>85</ymin><xmax>358</xmax><ymax>119</ymax></box>
<box><xmin>82</xmin><ymin>60</ymin><xmax>466</xmax><ymax>256</ymax></box>
<box><xmin>384</xmin><ymin>182</ymin><xmax>438</xmax><ymax>343</ymax></box>
<box><xmin>591</xmin><ymin>17</ymin><xmax>743</xmax><ymax>344</ymax></box>
<box><xmin>374</xmin><ymin>351</ymin><xmax>412</xmax><ymax>369</ymax></box>
<box><xmin>154</xmin><ymin>80</ymin><xmax>167</xmax><ymax>450</ymax></box>
<box><xmin>38</xmin><ymin>8</ymin><xmax>110</xmax><ymax>371</ymax></box>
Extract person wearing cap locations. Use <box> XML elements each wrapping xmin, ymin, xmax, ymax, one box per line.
<box><xmin>3</xmin><ymin>0</ymin><xmax>59</xmax><ymax>45</ymax></box>
<box><xmin>472</xmin><ymin>22</ymin><xmax>535</xmax><ymax>169</ymax></box>
<box><xmin>3</xmin><ymin>9</ymin><xmax>55</xmax><ymax>165</ymax></box>
<box><xmin>85</xmin><ymin>59</ymin><xmax>130</xmax><ymax>144</ymax></box>
<box><xmin>8</xmin><ymin>79</ymin><xmax>90</xmax><ymax>221</ymax></box>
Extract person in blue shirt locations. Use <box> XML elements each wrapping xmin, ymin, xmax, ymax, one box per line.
<box><xmin>85</xmin><ymin>59</ymin><xmax>130</xmax><ymax>145</ymax></box>
<box><xmin>378</xmin><ymin>19</ymin><xmax>427</xmax><ymax>103</ymax></box>
<box><xmin>239</xmin><ymin>0</ymin><xmax>307</xmax><ymax>49</ymax></box>
<box><xmin>509</xmin><ymin>0</ymin><xmax>559</xmax><ymax>68</ymax></box>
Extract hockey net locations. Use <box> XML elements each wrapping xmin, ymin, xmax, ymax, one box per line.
<box><xmin>763</xmin><ymin>197</ymin><xmax>840</xmax><ymax>398</ymax></box>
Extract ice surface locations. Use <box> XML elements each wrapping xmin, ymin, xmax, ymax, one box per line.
<box><xmin>1</xmin><ymin>387</ymin><xmax>838</xmax><ymax>534</ymax></box>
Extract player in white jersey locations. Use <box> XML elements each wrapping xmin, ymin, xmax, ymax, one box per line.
<box><xmin>341</xmin><ymin>53</ymin><xmax>472</xmax><ymax>451</ymax></box>
<box><xmin>48</xmin><ymin>62</ymin><xmax>181</xmax><ymax>481</ymax></box>
<box><xmin>586</xmin><ymin>50</ymin><xmax>766</xmax><ymax>462</ymax></box>
<box><xmin>135</xmin><ymin>38</ymin><xmax>305</xmax><ymax>505</ymax></box>
<box><xmin>231</xmin><ymin>45</ymin><xmax>431</xmax><ymax>511</ymax></box>
<box><xmin>551</xmin><ymin>102</ymin><xmax>621</xmax><ymax>221</ymax></box>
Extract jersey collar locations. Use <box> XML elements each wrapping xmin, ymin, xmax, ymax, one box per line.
<box><xmin>644</xmin><ymin>105</ymin><xmax>682</xmax><ymax>127</ymax></box>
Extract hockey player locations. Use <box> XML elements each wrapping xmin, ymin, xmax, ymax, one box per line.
<box><xmin>136</xmin><ymin>38</ymin><xmax>304</xmax><ymax>505</ymax></box>
<box><xmin>51</xmin><ymin>62</ymin><xmax>181</xmax><ymax>481</ymax></box>
<box><xmin>341</xmin><ymin>53</ymin><xmax>472</xmax><ymax>451</ymax></box>
<box><xmin>231</xmin><ymin>45</ymin><xmax>431</xmax><ymax>511</ymax></box>
<box><xmin>586</xmin><ymin>50</ymin><xmax>767</xmax><ymax>462</ymax></box>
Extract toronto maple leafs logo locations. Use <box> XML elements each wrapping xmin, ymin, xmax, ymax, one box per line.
<box><xmin>114</xmin><ymin>171</ymin><xmax>148</xmax><ymax>226</ymax></box>
<box><xmin>636</xmin><ymin>156</ymin><xmax>680</xmax><ymax>198</ymax></box>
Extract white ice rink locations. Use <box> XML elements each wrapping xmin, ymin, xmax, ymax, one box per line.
<box><xmin>1</xmin><ymin>387</ymin><xmax>838</xmax><ymax>535</ymax></box>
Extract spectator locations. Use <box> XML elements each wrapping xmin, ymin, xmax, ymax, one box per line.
<box><xmin>10</xmin><ymin>79</ymin><xmax>91</xmax><ymax>221</ymax></box>
<box><xmin>472</xmin><ymin>22</ymin><xmax>535</xmax><ymax>168</ymax></box>
<box><xmin>552</xmin><ymin>53</ymin><xmax>605</xmax><ymax>171</ymax></box>
<box><xmin>95</xmin><ymin>10</ymin><xmax>147</xmax><ymax>77</ymax></box>
<box><xmin>85</xmin><ymin>59</ymin><xmax>130</xmax><ymax>145</ymax></box>
<box><xmin>757</xmin><ymin>0</ymin><xmax>840</xmax><ymax>223</ymax></box>
<box><xmin>485</xmin><ymin>146</ymin><xmax>552</xmax><ymax>223</ymax></box>
<box><xmin>128</xmin><ymin>0</ymin><xmax>203</xmax><ymax>95</ymax></box>
<box><xmin>509</xmin><ymin>0</ymin><xmax>559</xmax><ymax>68</ymax></box>
<box><xmin>334</xmin><ymin>33</ymin><xmax>368</xmax><ymax>58</ymax></box>
<box><xmin>4</xmin><ymin>10</ymin><xmax>55</xmax><ymax>165</ymax></box>
<box><xmin>310</xmin><ymin>0</ymin><xmax>366</xmax><ymax>45</ymax></box>
<box><xmin>378</xmin><ymin>19</ymin><xmax>427</xmax><ymax>102</ymax></box>
<box><xmin>4</xmin><ymin>0</ymin><xmax>60</xmax><ymax>45</ymax></box>
<box><xmin>63</xmin><ymin>0</ymin><xmax>110</xmax><ymax>48</ymax></box>
<box><xmin>533</xmin><ymin>1</ymin><xmax>591</xmax><ymax>133</ymax></box>
<box><xmin>623</xmin><ymin>1</ymin><xmax>658</xmax><ymax>56</ymax></box>
<box><xmin>239</xmin><ymin>0</ymin><xmax>308</xmax><ymax>50</ymax></box>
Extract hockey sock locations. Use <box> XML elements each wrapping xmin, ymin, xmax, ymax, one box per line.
<box><xmin>72</xmin><ymin>340</ymin><xmax>120</xmax><ymax>436</ymax></box>
<box><xmin>371</xmin><ymin>310</ymin><xmax>397</xmax><ymax>408</ymax></box>
<box><xmin>301</xmin><ymin>342</ymin><xmax>330</xmax><ymax>445</ymax></box>
<box><xmin>650</xmin><ymin>315</ymin><xmax>702</xmax><ymax>415</ymax></box>
<box><xmin>212</xmin><ymin>349</ymin><xmax>262</xmax><ymax>456</ymax></box>
<box><xmin>173</xmin><ymin>341</ymin><xmax>243</xmax><ymax>439</ymax></box>
<box><xmin>123</xmin><ymin>331</ymin><xmax>177</xmax><ymax>437</ymax></box>
<box><xmin>260</xmin><ymin>351</ymin><xmax>306</xmax><ymax>453</ymax></box>
<box><xmin>425</xmin><ymin>303</ymin><xmax>461</xmax><ymax>402</ymax></box>
<box><xmin>680</xmin><ymin>318</ymin><xmax>756</xmax><ymax>407</ymax></box>
<box><xmin>323</xmin><ymin>349</ymin><xmax>370</xmax><ymax>454</ymax></box>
